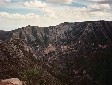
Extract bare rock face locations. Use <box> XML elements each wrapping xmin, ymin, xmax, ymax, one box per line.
<box><xmin>0</xmin><ymin>78</ymin><xmax>22</xmax><ymax>85</ymax></box>
<box><xmin>0</xmin><ymin>20</ymin><xmax>112</xmax><ymax>85</ymax></box>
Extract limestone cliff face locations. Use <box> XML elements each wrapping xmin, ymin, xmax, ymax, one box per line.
<box><xmin>0</xmin><ymin>21</ymin><xmax>112</xmax><ymax>85</ymax></box>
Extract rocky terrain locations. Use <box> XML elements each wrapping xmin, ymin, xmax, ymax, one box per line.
<box><xmin>0</xmin><ymin>20</ymin><xmax>112</xmax><ymax>85</ymax></box>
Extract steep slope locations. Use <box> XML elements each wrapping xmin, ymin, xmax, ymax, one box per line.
<box><xmin>0</xmin><ymin>39</ymin><xmax>36</xmax><ymax>79</ymax></box>
<box><xmin>0</xmin><ymin>20</ymin><xmax>112</xmax><ymax>85</ymax></box>
<box><xmin>0</xmin><ymin>39</ymin><xmax>64</xmax><ymax>85</ymax></box>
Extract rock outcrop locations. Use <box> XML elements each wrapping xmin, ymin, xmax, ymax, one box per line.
<box><xmin>0</xmin><ymin>78</ymin><xmax>22</xmax><ymax>85</ymax></box>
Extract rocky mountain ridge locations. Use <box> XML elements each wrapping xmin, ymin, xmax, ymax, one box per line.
<box><xmin>0</xmin><ymin>20</ymin><xmax>112</xmax><ymax>85</ymax></box>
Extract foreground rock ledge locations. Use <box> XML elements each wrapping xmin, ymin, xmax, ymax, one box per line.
<box><xmin>0</xmin><ymin>78</ymin><xmax>22</xmax><ymax>85</ymax></box>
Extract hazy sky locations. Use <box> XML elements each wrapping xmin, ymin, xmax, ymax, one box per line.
<box><xmin>0</xmin><ymin>0</ymin><xmax>112</xmax><ymax>30</ymax></box>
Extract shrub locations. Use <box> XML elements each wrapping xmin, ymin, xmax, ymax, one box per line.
<box><xmin>19</xmin><ymin>68</ymin><xmax>42</xmax><ymax>85</ymax></box>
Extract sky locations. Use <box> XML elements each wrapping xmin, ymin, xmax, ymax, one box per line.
<box><xmin>0</xmin><ymin>0</ymin><xmax>112</xmax><ymax>30</ymax></box>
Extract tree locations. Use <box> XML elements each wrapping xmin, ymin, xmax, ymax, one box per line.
<box><xmin>19</xmin><ymin>68</ymin><xmax>43</xmax><ymax>85</ymax></box>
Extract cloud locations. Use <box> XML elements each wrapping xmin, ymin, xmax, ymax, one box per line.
<box><xmin>97</xmin><ymin>0</ymin><xmax>112</xmax><ymax>4</ymax></box>
<box><xmin>0</xmin><ymin>5</ymin><xmax>112</xmax><ymax>31</ymax></box>
<box><xmin>46</xmin><ymin>0</ymin><xmax>73</xmax><ymax>4</ymax></box>
<box><xmin>0</xmin><ymin>12</ymin><xmax>40</xmax><ymax>30</ymax></box>
<box><xmin>0</xmin><ymin>0</ymin><xmax>11</xmax><ymax>3</ymax></box>
<box><xmin>88</xmin><ymin>4</ymin><xmax>110</xmax><ymax>11</ymax></box>
<box><xmin>0</xmin><ymin>12</ymin><xmax>39</xmax><ymax>19</ymax></box>
<box><xmin>0</xmin><ymin>0</ymin><xmax>10</xmax><ymax>4</ymax></box>
<box><xmin>87</xmin><ymin>0</ymin><xmax>112</xmax><ymax>4</ymax></box>
<box><xmin>24</xmin><ymin>0</ymin><xmax>47</xmax><ymax>8</ymax></box>
<box><xmin>5</xmin><ymin>0</ymin><xmax>11</xmax><ymax>2</ymax></box>
<box><xmin>40</xmin><ymin>2</ymin><xmax>112</xmax><ymax>22</ymax></box>
<box><xmin>41</xmin><ymin>7</ymin><xmax>57</xmax><ymax>18</ymax></box>
<box><xmin>0</xmin><ymin>0</ymin><xmax>4</xmax><ymax>4</ymax></box>
<box><xmin>0</xmin><ymin>0</ymin><xmax>5</xmax><ymax>5</ymax></box>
